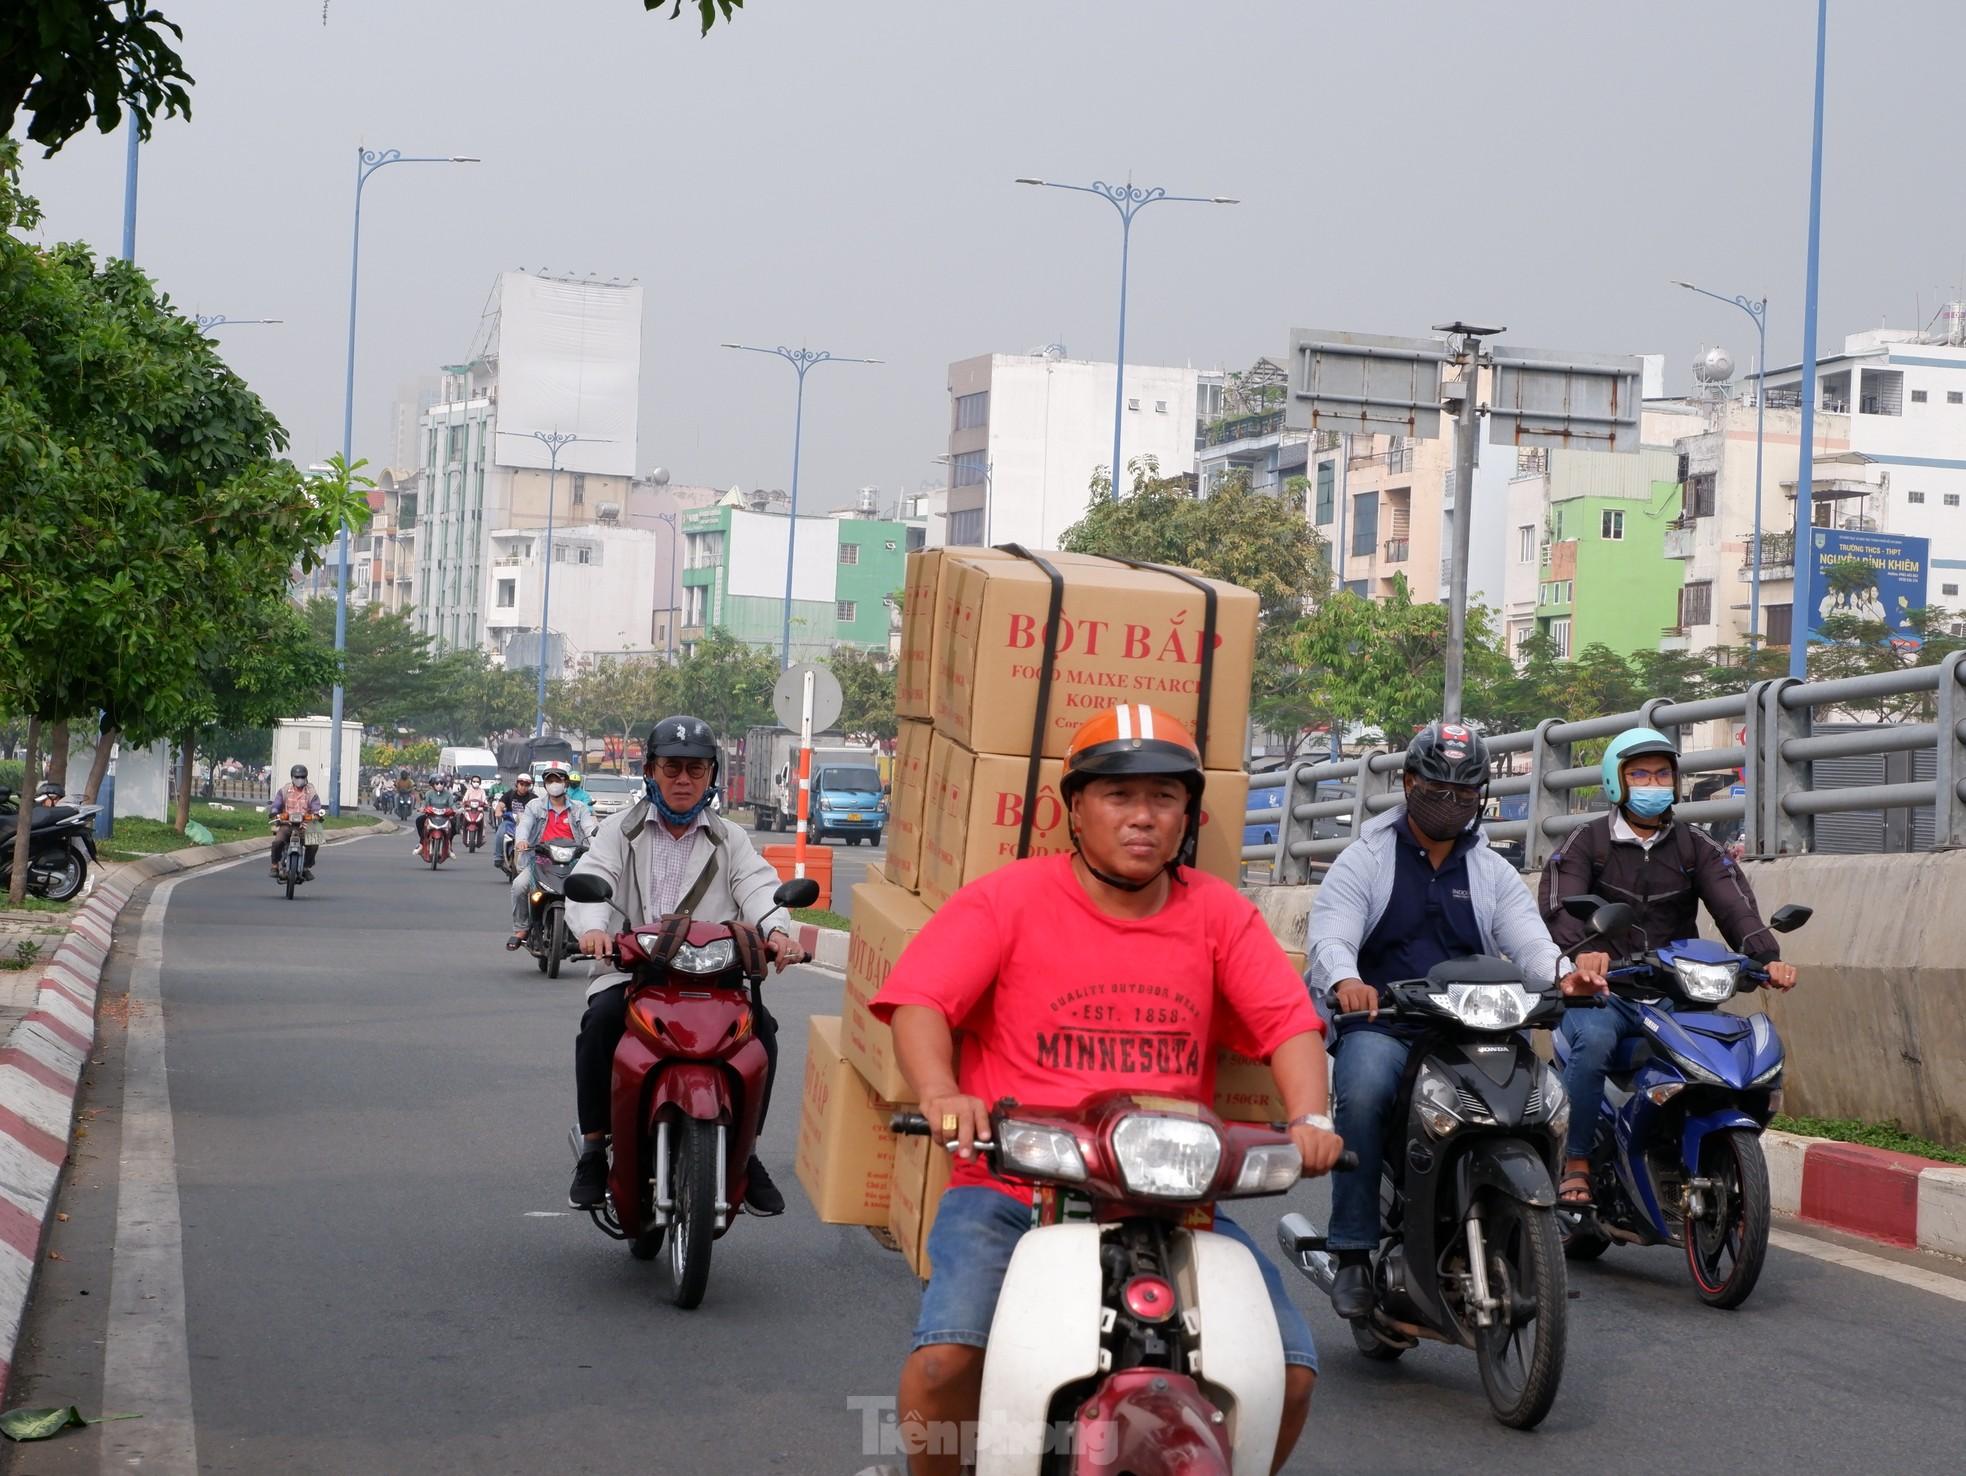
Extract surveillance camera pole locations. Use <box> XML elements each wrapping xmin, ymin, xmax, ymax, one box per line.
<box><xmin>1435</xmin><ymin>322</ymin><xmax>1505</xmax><ymax>724</ymax></box>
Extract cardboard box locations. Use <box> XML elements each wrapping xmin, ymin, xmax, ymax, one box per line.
<box><xmin>889</xmin><ymin>1132</ymin><xmax>955</xmax><ymax>1281</ymax></box>
<box><xmin>897</xmin><ymin>547</ymin><xmax>1014</xmax><ymax>720</ymax></box>
<box><xmin>795</xmin><ymin>1015</ymin><xmax>903</xmax><ymax>1226</ymax></box>
<box><xmin>842</xmin><ymin>878</ymin><xmax>936</xmax><ymax>1103</ymax></box>
<box><xmin>917</xmin><ymin>733</ymin><xmax>1250</xmax><ymax>911</ymax></box>
<box><xmin>881</xmin><ymin>719</ymin><xmax>935</xmax><ymax>893</ymax></box>
<box><xmin>1213</xmin><ymin>1047</ymin><xmax>1285</xmax><ymax>1125</ymax></box>
<box><xmin>931</xmin><ymin>549</ymin><xmax>1258</xmax><ymax>768</ymax></box>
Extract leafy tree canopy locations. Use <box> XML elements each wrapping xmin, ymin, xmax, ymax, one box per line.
<box><xmin>0</xmin><ymin>1</ymin><xmax>192</xmax><ymax>155</ymax></box>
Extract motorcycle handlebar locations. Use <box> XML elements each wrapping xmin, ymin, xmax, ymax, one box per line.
<box><xmin>886</xmin><ymin>1112</ymin><xmax>1360</xmax><ymax>1173</ymax></box>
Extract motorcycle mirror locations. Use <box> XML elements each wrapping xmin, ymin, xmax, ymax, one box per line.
<box><xmin>562</xmin><ymin>873</ymin><xmax>613</xmax><ymax>905</ymax></box>
<box><xmin>1588</xmin><ymin>902</ymin><xmax>1635</xmax><ymax>939</ymax></box>
<box><xmin>1561</xmin><ymin>893</ymin><xmax>1610</xmax><ymax>921</ymax></box>
<box><xmin>1769</xmin><ymin>903</ymin><xmax>1812</xmax><ymax>933</ymax></box>
<box><xmin>774</xmin><ymin>877</ymin><xmax>821</xmax><ymax>910</ymax></box>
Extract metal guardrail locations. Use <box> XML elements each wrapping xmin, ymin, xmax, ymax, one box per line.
<box><xmin>1243</xmin><ymin>652</ymin><xmax>1966</xmax><ymax>880</ymax></box>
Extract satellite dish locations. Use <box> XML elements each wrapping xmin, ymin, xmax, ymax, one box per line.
<box><xmin>650</xmin><ymin>467</ymin><xmax>670</xmax><ymax>487</ymax></box>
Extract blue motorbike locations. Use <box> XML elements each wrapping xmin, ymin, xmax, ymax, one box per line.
<box><xmin>1553</xmin><ymin>898</ymin><xmax>1811</xmax><ymax>1309</ymax></box>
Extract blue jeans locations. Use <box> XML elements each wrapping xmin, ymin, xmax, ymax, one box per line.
<box><xmin>1328</xmin><ymin>1030</ymin><xmax>1411</xmax><ymax>1252</ymax></box>
<box><xmin>914</xmin><ymin>1186</ymin><xmax>1317</xmax><ymax>1371</ymax></box>
<box><xmin>1558</xmin><ymin>993</ymin><xmax>1650</xmax><ymax>1161</ymax></box>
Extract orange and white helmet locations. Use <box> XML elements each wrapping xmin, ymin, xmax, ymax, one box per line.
<box><xmin>1060</xmin><ymin>704</ymin><xmax>1205</xmax><ymax>801</ymax></box>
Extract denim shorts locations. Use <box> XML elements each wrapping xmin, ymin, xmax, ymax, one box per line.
<box><xmin>912</xmin><ymin>1186</ymin><xmax>1318</xmax><ymax>1372</ymax></box>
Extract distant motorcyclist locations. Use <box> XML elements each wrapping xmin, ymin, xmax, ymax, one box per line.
<box><xmin>414</xmin><ymin>774</ymin><xmax>458</xmax><ymax>855</ymax></box>
<box><xmin>268</xmin><ymin>764</ymin><xmax>325</xmax><ymax>880</ymax></box>
<box><xmin>1307</xmin><ymin>721</ymin><xmax>1604</xmax><ymax>1319</ymax></box>
<box><xmin>564</xmin><ymin>716</ymin><xmax>802</xmax><ymax>1215</ymax></box>
<box><xmin>507</xmin><ymin>766</ymin><xmax>594</xmax><ymax>950</ymax></box>
<box><xmin>461</xmin><ymin>774</ymin><xmax>489</xmax><ymax>808</ymax></box>
<box><xmin>1539</xmin><ymin>726</ymin><xmax>1797</xmax><ymax>1212</ymax></box>
<box><xmin>565</xmin><ymin>770</ymin><xmax>593</xmax><ymax>807</ymax></box>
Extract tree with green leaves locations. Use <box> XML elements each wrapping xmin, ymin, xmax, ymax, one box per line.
<box><xmin>550</xmin><ymin>658</ymin><xmax>666</xmax><ymax>766</ymax></box>
<box><xmin>0</xmin><ymin>1</ymin><xmax>192</xmax><ymax>155</ymax></box>
<box><xmin>299</xmin><ymin>598</ymin><xmax>436</xmax><ymax>729</ymax></box>
<box><xmin>656</xmin><ymin>630</ymin><xmax>779</xmax><ymax>745</ymax></box>
<box><xmin>0</xmin><ymin>147</ymin><xmax>361</xmax><ymax>898</ymax></box>
<box><xmin>1291</xmin><ymin>576</ymin><xmax>1510</xmax><ymax>747</ymax></box>
<box><xmin>643</xmin><ymin>0</ymin><xmax>741</xmax><ymax>34</ymax></box>
<box><xmin>827</xmin><ymin>649</ymin><xmax>897</xmax><ymax>743</ymax></box>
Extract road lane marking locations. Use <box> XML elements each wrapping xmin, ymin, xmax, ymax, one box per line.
<box><xmin>1771</xmin><ymin>1227</ymin><xmax>1966</xmax><ymax>1304</ymax></box>
<box><xmin>99</xmin><ymin>863</ymin><xmax>242</xmax><ymax>1475</ymax></box>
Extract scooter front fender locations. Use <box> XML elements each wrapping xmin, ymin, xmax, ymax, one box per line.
<box><xmin>1682</xmin><ymin>1105</ymin><xmax>1759</xmax><ymax>1176</ymax></box>
<box><xmin>649</xmin><ymin>1061</ymin><xmax>731</xmax><ymax>1125</ymax></box>
<box><xmin>975</xmin><ymin>1224</ymin><xmax>1104</xmax><ymax>1476</ymax></box>
<box><xmin>1456</xmin><ymin>1137</ymin><xmax>1558</xmax><ymax>1209</ymax></box>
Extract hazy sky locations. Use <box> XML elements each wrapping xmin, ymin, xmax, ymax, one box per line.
<box><xmin>20</xmin><ymin>0</ymin><xmax>1966</xmax><ymax>513</ymax></box>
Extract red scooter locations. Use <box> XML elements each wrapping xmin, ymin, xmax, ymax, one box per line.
<box><xmin>419</xmin><ymin>797</ymin><xmax>455</xmax><ymax>868</ymax></box>
<box><xmin>561</xmin><ymin>870</ymin><xmax>818</xmax><ymax>1308</ymax></box>
<box><xmin>462</xmin><ymin>799</ymin><xmax>488</xmax><ymax>852</ymax></box>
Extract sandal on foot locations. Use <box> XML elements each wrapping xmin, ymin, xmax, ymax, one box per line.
<box><xmin>1558</xmin><ymin>1171</ymin><xmax>1595</xmax><ymax>1209</ymax></box>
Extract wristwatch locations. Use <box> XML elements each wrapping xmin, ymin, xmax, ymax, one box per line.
<box><xmin>1289</xmin><ymin>1113</ymin><xmax>1336</xmax><ymax>1133</ymax></box>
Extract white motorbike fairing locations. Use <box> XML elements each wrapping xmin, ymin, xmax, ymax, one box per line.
<box><xmin>974</xmin><ymin>1224</ymin><xmax>1103</xmax><ymax>1476</ymax></box>
<box><xmin>1171</xmin><ymin>1227</ymin><xmax>1285</xmax><ymax>1471</ymax></box>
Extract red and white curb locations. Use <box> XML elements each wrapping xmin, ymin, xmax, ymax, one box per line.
<box><xmin>1765</xmin><ymin>1128</ymin><xmax>1966</xmax><ymax>1258</ymax></box>
<box><xmin>793</xmin><ymin>923</ymin><xmax>849</xmax><ymax>973</ymax></box>
<box><xmin>0</xmin><ymin>827</ymin><xmax>384</xmax><ymax>1403</ymax></box>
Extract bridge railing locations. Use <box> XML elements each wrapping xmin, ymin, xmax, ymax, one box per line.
<box><xmin>1244</xmin><ymin>651</ymin><xmax>1966</xmax><ymax>882</ymax></box>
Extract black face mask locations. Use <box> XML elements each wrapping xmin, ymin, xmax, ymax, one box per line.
<box><xmin>1407</xmin><ymin>786</ymin><xmax>1480</xmax><ymax>841</ymax></box>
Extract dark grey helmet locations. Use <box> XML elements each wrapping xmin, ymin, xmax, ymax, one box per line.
<box><xmin>648</xmin><ymin>715</ymin><xmax>720</xmax><ymax>785</ymax></box>
<box><xmin>1404</xmin><ymin>721</ymin><xmax>1489</xmax><ymax>787</ymax></box>
<box><xmin>290</xmin><ymin>764</ymin><xmax>308</xmax><ymax>780</ymax></box>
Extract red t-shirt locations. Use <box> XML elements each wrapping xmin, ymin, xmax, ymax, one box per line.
<box><xmin>870</xmin><ymin>854</ymin><xmax>1321</xmax><ymax>1199</ymax></box>
<box><xmin>539</xmin><ymin>807</ymin><xmax>575</xmax><ymax>845</ymax></box>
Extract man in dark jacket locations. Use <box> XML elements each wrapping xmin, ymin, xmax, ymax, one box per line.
<box><xmin>1539</xmin><ymin>726</ymin><xmax>1798</xmax><ymax>1208</ymax></box>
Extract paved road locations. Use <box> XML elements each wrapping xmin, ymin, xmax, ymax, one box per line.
<box><xmin>7</xmin><ymin>830</ymin><xmax>1966</xmax><ymax>1474</ymax></box>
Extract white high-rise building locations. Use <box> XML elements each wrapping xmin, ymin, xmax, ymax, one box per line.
<box><xmin>942</xmin><ymin>350</ymin><xmax>1200</xmax><ymax>548</ymax></box>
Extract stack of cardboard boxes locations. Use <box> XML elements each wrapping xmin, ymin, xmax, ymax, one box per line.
<box><xmin>796</xmin><ymin>547</ymin><xmax>1296</xmax><ymax>1279</ymax></box>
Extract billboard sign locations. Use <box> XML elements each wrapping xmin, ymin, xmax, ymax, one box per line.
<box><xmin>1285</xmin><ymin>329</ymin><xmax>1446</xmax><ymax>440</ymax></box>
<box><xmin>1805</xmin><ymin>527</ymin><xmax>1931</xmax><ymax>650</ymax></box>
<box><xmin>492</xmin><ymin>271</ymin><xmax>642</xmax><ymax>478</ymax></box>
<box><xmin>1485</xmin><ymin>345</ymin><xmax>1643</xmax><ymax>454</ymax></box>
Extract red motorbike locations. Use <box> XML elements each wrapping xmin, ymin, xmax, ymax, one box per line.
<box><xmin>561</xmin><ymin>870</ymin><xmax>818</xmax><ymax>1308</ymax></box>
<box><xmin>461</xmin><ymin>799</ymin><xmax>489</xmax><ymax>852</ymax></box>
<box><xmin>419</xmin><ymin>798</ymin><xmax>456</xmax><ymax>868</ymax></box>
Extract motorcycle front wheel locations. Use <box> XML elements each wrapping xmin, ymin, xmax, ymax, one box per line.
<box><xmin>669</xmin><ymin>1118</ymin><xmax>718</xmax><ymax>1309</ymax></box>
<box><xmin>546</xmin><ymin>908</ymin><xmax>566</xmax><ymax>979</ymax></box>
<box><xmin>1686</xmin><ymin>1129</ymin><xmax>1770</xmax><ymax>1309</ymax></box>
<box><xmin>1472</xmin><ymin>1197</ymin><xmax>1567</xmax><ymax>1429</ymax></box>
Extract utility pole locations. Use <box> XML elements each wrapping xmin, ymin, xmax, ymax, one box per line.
<box><xmin>1435</xmin><ymin>323</ymin><xmax>1504</xmax><ymax>723</ymax></box>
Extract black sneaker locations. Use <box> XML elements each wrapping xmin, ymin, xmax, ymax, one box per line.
<box><xmin>568</xmin><ymin>1148</ymin><xmax>608</xmax><ymax>1208</ymax></box>
<box><xmin>1330</xmin><ymin>1259</ymin><xmax>1374</xmax><ymax>1320</ymax></box>
<box><xmin>743</xmin><ymin>1156</ymin><xmax>785</xmax><ymax>1216</ymax></box>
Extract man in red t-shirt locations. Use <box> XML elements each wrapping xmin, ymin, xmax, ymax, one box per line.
<box><xmin>871</xmin><ymin>704</ymin><xmax>1344</xmax><ymax>1476</ymax></box>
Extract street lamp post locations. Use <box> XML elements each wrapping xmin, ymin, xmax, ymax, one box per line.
<box><xmin>329</xmin><ymin>146</ymin><xmax>478</xmax><ymax>816</ymax></box>
<box><xmin>1672</xmin><ymin>280</ymin><xmax>1769</xmax><ymax>650</ymax></box>
<box><xmin>722</xmin><ymin>343</ymin><xmax>882</xmax><ymax>666</ymax></box>
<box><xmin>653</xmin><ymin>511</ymin><xmax>679</xmax><ymax>660</ymax></box>
<box><xmin>194</xmin><ymin>314</ymin><xmax>284</xmax><ymax>331</ymax></box>
<box><xmin>1015</xmin><ymin>177</ymin><xmax>1237</xmax><ymax>499</ymax></box>
<box><xmin>1792</xmin><ymin>0</ymin><xmax>1830</xmax><ymax>682</ymax></box>
<box><xmin>499</xmin><ymin>430</ymin><xmax>605</xmax><ymax>735</ymax></box>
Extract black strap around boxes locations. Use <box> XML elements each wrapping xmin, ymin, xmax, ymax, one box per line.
<box><xmin>991</xmin><ymin>545</ymin><xmax>1220</xmax><ymax>861</ymax></box>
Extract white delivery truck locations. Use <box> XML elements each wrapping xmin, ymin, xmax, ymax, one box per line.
<box><xmin>741</xmin><ymin>726</ymin><xmax>878</xmax><ymax>835</ymax></box>
<box><xmin>272</xmin><ymin>716</ymin><xmax>364</xmax><ymax>810</ymax></box>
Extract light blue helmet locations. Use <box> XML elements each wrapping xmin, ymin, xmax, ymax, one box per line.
<box><xmin>1601</xmin><ymin>726</ymin><xmax>1679</xmax><ymax>805</ymax></box>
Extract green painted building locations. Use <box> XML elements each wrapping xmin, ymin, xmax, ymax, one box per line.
<box><xmin>1527</xmin><ymin>446</ymin><xmax>1686</xmax><ymax>659</ymax></box>
<box><xmin>680</xmin><ymin>501</ymin><xmax>922</xmax><ymax>662</ymax></box>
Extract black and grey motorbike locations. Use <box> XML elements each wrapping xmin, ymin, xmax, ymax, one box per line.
<box><xmin>0</xmin><ymin>788</ymin><xmax>99</xmax><ymax>902</ymax></box>
<box><xmin>524</xmin><ymin>841</ymin><xmax>587</xmax><ymax>977</ymax></box>
<box><xmin>1278</xmin><ymin>902</ymin><xmax>1632</xmax><ymax>1430</ymax></box>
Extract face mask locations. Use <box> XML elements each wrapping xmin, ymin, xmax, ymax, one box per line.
<box><xmin>1407</xmin><ymin>786</ymin><xmax>1480</xmax><ymax>841</ymax></box>
<box><xmin>545</xmin><ymin>782</ymin><xmax>567</xmax><ymax>798</ymax></box>
<box><xmin>648</xmin><ymin>777</ymin><xmax>715</xmax><ymax>826</ymax></box>
<box><xmin>1624</xmin><ymin>785</ymin><xmax>1674</xmax><ymax>819</ymax></box>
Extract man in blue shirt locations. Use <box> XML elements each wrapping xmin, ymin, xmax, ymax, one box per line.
<box><xmin>1305</xmin><ymin>722</ymin><xmax>1604</xmax><ymax>1319</ymax></box>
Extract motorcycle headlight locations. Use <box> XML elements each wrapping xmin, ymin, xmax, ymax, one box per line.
<box><xmin>548</xmin><ymin>844</ymin><xmax>575</xmax><ymax>863</ymax></box>
<box><xmin>1111</xmin><ymin>1115</ymin><xmax>1223</xmax><ymax>1200</ymax></box>
<box><xmin>1430</xmin><ymin>982</ymin><xmax>1533</xmax><ymax>1031</ymax></box>
<box><xmin>1415</xmin><ymin>1063</ymin><xmax>1469</xmax><ymax>1139</ymax></box>
<box><xmin>997</xmin><ymin>1119</ymin><xmax>1087</xmax><ymax>1183</ymax></box>
<box><xmin>1751</xmin><ymin>1060</ymin><xmax>1785</xmax><ymax>1087</ymax></box>
<box><xmin>1674</xmin><ymin>959</ymin><xmax>1740</xmax><ymax>1004</ymax></box>
<box><xmin>1232</xmin><ymin>1143</ymin><xmax>1303</xmax><ymax>1196</ymax></box>
<box><xmin>672</xmin><ymin>938</ymin><xmax>736</xmax><ymax>975</ymax></box>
